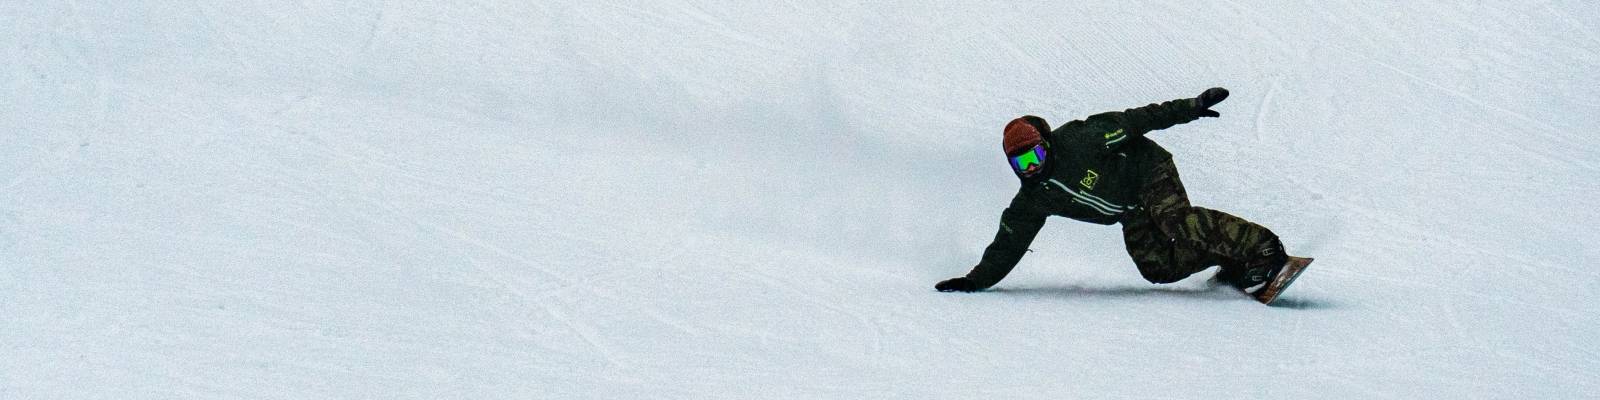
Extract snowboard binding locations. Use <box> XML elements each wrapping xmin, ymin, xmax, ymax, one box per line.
<box><xmin>1248</xmin><ymin>256</ymin><xmax>1314</xmax><ymax>305</ymax></box>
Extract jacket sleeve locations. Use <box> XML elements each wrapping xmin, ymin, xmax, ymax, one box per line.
<box><xmin>965</xmin><ymin>190</ymin><xmax>1050</xmax><ymax>289</ymax></box>
<box><xmin>1088</xmin><ymin>97</ymin><xmax>1206</xmax><ymax>152</ymax></box>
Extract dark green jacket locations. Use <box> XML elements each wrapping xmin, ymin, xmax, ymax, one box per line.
<box><xmin>967</xmin><ymin>97</ymin><xmax>1209</xmax><ymax>289</ymax></box>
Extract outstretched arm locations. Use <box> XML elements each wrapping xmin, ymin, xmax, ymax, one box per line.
<box><xmin>938</xmin><ymin>191</ymin><xmax>1049</xmax><ymax>292</ymax></box>
<box><xmin>1090</xmin><ymin>88</ymin><xmax>1229</xmax><ymax>151</ymax></box>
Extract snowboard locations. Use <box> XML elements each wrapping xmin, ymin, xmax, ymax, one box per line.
<box><xmin>1251</xmin><ymin>256</ymin><xmax>1313</xmax><ymax>305</ymax></box>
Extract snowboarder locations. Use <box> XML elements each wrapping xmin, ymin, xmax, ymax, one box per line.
<box><xmin>934</xmin><ymin>87</ymin><xmax>1311</xmax><ymax>304</ymax></box>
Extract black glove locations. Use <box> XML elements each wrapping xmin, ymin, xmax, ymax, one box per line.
<box><xmin>935</xmin><ymin>277</ymin><xmax>978</xmax><ymax>292</ymax></box>
<box><xmin>1196</xmin><ymin>87</ymin><xmax>1228</xmax><ymax>118</ymax></box>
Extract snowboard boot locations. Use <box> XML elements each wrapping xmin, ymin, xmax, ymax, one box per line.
<box><xmin>1219</xmin><ymin>237</ymin><xmax>1315</xmax><ymax>304</ymax></box>
<box><xmin>1213</xmin><ymin>237</ymin><xmax>1287</xmax><ymax>292</ymax></box>
<box><xmin>1251</xmin><ymin>256</ymin><xmax>1314</xmax><ymax>305</ymax></box>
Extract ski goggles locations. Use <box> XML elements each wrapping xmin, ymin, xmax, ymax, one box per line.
<box><xmin>1009</xmin><ymin>144</ymin><xmax>1046</xmax><ymax>173</ymax></box>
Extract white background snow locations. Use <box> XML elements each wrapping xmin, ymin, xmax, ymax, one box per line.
<box><xmin>3</xmin><ymin>0</ymin><xmax>1598</xmax><ymax>398</ymax></box>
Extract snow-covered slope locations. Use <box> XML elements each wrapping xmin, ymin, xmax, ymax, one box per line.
<box><xmin>4</xmin><ymin>1</ymin><xmax>1597</xmax><ymax>398</ymax></box>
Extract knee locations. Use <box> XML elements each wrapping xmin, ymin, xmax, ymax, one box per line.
<box><xmin>1136</xmin><ymin>261</ymin><xmax>1192</xmax><ymax>284</ymax></box>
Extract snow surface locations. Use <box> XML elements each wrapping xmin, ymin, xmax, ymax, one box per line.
<box><xmin>4</xmin><ymin>0</ymin><xmax>1599</xmax><ymax>398</ymax></box>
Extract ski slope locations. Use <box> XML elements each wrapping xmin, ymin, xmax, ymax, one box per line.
<box><xmin>4</xmin><ymin>1</ymin><xmax>1598</xmax><ymax>398</ymax></box>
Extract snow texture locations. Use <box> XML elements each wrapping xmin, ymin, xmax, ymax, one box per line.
<box><xmin>3</xmin><ymin>1</ymin><xmax>1598</xmax><ymax>398</ymax></box>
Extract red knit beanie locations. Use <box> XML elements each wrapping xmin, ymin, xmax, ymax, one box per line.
<box><xmin>1003</xmin><ymin>117</ymin><xmax>1043</xmax><ymax>156</ymax></box>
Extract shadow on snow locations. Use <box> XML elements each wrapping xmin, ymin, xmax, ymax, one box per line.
<box><xmin>984</xmin><ymin>284</ymin><xmax>1336</xmax><ymax>309</ymax></box>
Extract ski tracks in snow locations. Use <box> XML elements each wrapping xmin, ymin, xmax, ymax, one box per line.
<box><xmin>4</xmin><ymin>0</ymin><xmax>112</xmax><ymax>194</ymax></box>
<box><xmin>382</xmin><ymin>193</ymin><xmax>714</xmax><ymax>369</ymax></box>
<box><xmin>397</xmin><ymin>211</ymin><xmax>631</xmax><ymax>369</ymax></box>
<box><xmin>1253</xmin><ymin>73</ymin><xmax>1289</xmax><ymax>148</ymax></box>
<box><xmin>1542</xmin><ymin>3</ymin><xmax>1600</xmax><ymax>49</ymax></box>
<box><xmin>1</xmin><ymin>140</ymin><xmax>84</xmax><ymax>193</ymax></box>
<box><xmin>693</xmin><ymin>246</ymin><xmax>890</xmax><ymax>361</ymax></box>
<box><xmin>1283</xmin><ymin>170</ymin><xmax>1596</xmax><ymax>282</ymax></box>
<box><xmin>1329</xmin><ymin>44</ymin><xmax>1598</xmax><ymax>173</ymax></box>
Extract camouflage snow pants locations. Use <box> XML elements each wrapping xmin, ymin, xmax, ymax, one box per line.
<box><xmin>1120</xmin><ymin>157</ymin><xmax>1280</xmax><ymax>284</ymax></box>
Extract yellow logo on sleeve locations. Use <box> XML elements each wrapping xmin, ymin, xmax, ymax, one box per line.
<box><xmin>1079</xmin><ymin>170</ymin><xmax>1099</xmax><ymax>189</ymax></box>
<box><xmin>1104</xmin><ymin>129</ymin><xmax>1123</xmax><ymax>139</ymax></box>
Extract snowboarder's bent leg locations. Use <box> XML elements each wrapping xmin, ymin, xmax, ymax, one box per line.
<box><xmin>1121</xmin><ymin>208</ymin><xmax>1223</xmax><ymax>283</ymax></box>
<box><xmin>1123</xmin><ymin>157</ymin><xmax>1283</xmax><ymax>284</ymax></box>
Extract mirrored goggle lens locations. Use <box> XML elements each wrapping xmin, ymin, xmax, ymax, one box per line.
<box><xmin>1010</xmin><ymin>145</ymin><xmax>1045</xmax><ymax>171</ymax></box>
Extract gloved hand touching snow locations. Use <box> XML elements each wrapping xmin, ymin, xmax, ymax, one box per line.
<box><xmin>1196</xmin><ymin>87</ymin><xmax>1229</xmax><ymax>118</ymax></box>
<box><xmin>935</xmin><ymin>277</ymin><xmax>978</xmax><ymax>292</ymax></box>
